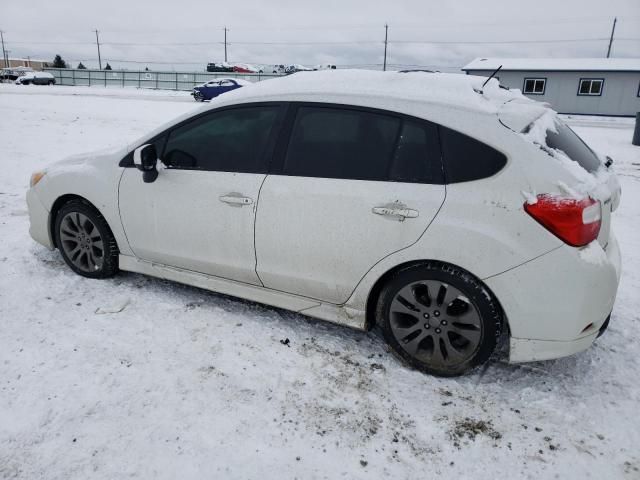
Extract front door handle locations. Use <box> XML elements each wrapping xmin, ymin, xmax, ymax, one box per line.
<box><xmin>219</xmin><ymin>194</ymin><xmax>253</xmax><ymax>206</ymax></box>
<box><xmin>372</xmin><ymin>205</ymin><xmax>419</xmax><ymax>221</ymax></box>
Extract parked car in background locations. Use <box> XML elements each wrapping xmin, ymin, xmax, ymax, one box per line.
<box><xmin>285</xmin><ymin>64</ymin><xmax>314</xmax><ymax>74</ymax></box>
<box><xmin>1</xmin><ymin>66</ymin><xmax>34</xmax><ymax>81</ymax></box>
<box><xmin>26</xmin><ymin>70</ymin><xmax>621</xmax><ymax>377</ymax></box>
<box><xmin>314</xmin><ymin>64</ymin><xmax>337</xmax><ymax>70</ymax></box>
<box><xmin>15</xmin><ymin>71</ymin><xmax>56</xmax><ymax>85</ymax></box>
<box><xmin>232</xmin><ymin>64</ymin><xmax>263</xmax><ymax>74</ymax></box>
<box><xmin>206</xmin><ymin>62</ymin><xmax>234</xmax><ymax>73</ymax></box>
<box><xmin>271</xmin><ymin>64</ymin><xmax>287</xmax><ymax>74</ymax></box>
<box><xmin>191</xmin><ymin>78</ymin><xmax>250</xmax><ymax>101</ymax></box>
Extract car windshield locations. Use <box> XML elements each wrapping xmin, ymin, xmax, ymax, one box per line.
<box><xmin>545</xmin><ymin>120</ymin><xmax>601</xmax><ymax>173</ymax></box>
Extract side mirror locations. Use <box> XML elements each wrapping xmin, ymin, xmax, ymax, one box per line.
<box><xmin>133</xmin><ymin>144</ymin><xmax>159</xmax><ymax>183</ymax></box>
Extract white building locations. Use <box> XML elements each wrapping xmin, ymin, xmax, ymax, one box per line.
<box><xmin>462</xmin><ymin>58</ymin><xmax>640</xmax><ymax>117</ymax></box>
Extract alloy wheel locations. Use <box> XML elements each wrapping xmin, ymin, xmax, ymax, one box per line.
<box><xmin>59</xmin><ymin>212</ymin><xmax>105</xmax><ymax>272</ymax></box>
<box><xmin>389</xmin><ymin>280</ymin><xmax>483</xmax><ymax>368</ymax></box>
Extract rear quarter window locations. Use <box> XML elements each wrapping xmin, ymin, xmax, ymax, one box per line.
<box><xmin>439</xmin><ymin>127</ymin><xmax>507</xmax><ymax>183</ymax></box>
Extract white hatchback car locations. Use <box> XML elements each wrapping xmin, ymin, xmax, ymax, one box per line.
<box><xmin>26</xmin><ymin>70</ymin><xmax>621</xmax><ymax>376</ymax></box>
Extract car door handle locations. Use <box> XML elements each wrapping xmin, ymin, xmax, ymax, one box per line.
<box><xmin>219</xmin><ymin>194</ymin><xmax>253</xmax><ymax>206</ymax></box>
<box><xmin>372</xmin><ymin>206</ymin><xmax>419</xmax><ymax>220</ymax></box>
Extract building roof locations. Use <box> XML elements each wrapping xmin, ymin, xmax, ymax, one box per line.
<box><xmin>462</xmin><ymin>57</ymin><xmax>640</xmax><ymax>73</ymax></box>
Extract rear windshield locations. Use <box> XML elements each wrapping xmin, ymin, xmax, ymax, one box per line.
<box><xmin>545</xmin><ymin>121</ymin><xmax>601</xmax><ymax>173</ymax></box>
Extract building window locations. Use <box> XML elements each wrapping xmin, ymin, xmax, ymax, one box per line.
<box><xmin>578</xmin><ymin>78</ymin><xmax>604</xmax><ymax>96</ymax></box>
<box><xmin>523</xmin><ymin>78</ymin><xmax>546</xmax><ymax>95</ymax></box>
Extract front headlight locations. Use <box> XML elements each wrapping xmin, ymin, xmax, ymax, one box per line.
<box><xmin>30</xmin><ymin>171</ymin><xmax>46</xmax><ymax>188</ymax></box>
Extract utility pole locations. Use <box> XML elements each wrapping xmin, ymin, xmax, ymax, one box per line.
<box><xmin>606</xmin><ymin>17</ymin><xmax>617</xmax><ymax>58</ymax></box>
<box><xmin>94</xmin><ymin>29</ymin><xmax>102</xmax><ymax>69</ymax></box>
<box><xmin>0</xmin><ymin>31</ymin><xmax>8</xmax><ymax>68</ymax></box>
<box><xmin>383</xmin><ymin>24</ymin><xmax>388</xmax><ymax>71</ymax></box>
<box><xmin>224</xmin><ymin>27</ymin><xmax>228</xmax><ymax>62</ymax></box>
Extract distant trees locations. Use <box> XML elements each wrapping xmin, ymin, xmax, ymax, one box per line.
<box><xmin>104</xmin><ymin>63</ymin><xmax>112</xmax><ymax>70</ymax></box>
<box><xmin>77</xmin><ymin>62</ymin><xmax>87</xmax><ymax>69</ymax></box>
<box><xmin>52</xmin><ymin>55</ymin><xmax>67</xmax><ymax>69</ymax></box>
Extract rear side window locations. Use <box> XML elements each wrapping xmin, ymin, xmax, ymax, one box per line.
<box><xmin>282</xmin><ymin>106</ymin><xmax>444</xmax><ymax>183</ymax></box>
<box><xmin>163</xmin><ymin>106</ymin><xmax>279</xmax><ymax>172</ymax></box>
<box><xmin>439</xmin><ymin>127</ymin><xmax>507</xmax><ymax>183</ymax></box>
<box><xmin>283</xmin><ymin>107</ymin><xmax>400</xmax><ymax>181</ymax></box>
<box><xmin>390</xmin><ymin>121</ymin><xmax>443</xmax><ymax>183</ymax></box>
<box><xmin>545</xmin><ymin>121</ymin><xmax>600</xmax><ymax>173</ymax></box>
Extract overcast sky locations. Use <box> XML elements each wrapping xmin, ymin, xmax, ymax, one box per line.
<box><xmin>1</xmin><ymin>0</ymin><xmax>639</xmax><ymax>71</ymax></box>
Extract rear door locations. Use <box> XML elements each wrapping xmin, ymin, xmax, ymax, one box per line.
<box><xmin>255</xmin><ymin>104</ymin><xmax>446</xmax><ymax>304</ymax></box>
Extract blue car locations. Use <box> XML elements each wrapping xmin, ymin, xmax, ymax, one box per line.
<box><xmin>191</xmin><ymin>78</ymin><xmax>249</xmax><ymax>101</ymax></box>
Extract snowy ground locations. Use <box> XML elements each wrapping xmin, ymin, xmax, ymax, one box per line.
<box><xmin>1</xmin><ymin>84</ymin><xmax>639</xmax><ymax>480</ymax></box>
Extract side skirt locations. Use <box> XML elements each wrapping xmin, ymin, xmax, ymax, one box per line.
<box><xmin>119</xmin><ymin>255</ymin><xmax>366</xmax><ymax>330</ymax></box>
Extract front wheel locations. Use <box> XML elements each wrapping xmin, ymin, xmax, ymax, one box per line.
<box><xmin>54</xmin><ymin>199</ymin><xmax>119</xmax><ymax>278</ymax></box>
<box><xmin>376</xmin><ymin>262</ymin><xmax>502</xmax><ymax>376</ymax></box>
<box><xmin>193</xmin><ymin>91</ymin><xmax>205</xmax><ymax>102</ymax></box>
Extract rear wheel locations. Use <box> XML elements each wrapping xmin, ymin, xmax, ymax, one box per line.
<box><xmin>376</xmin><ymin>262</ymin><xmax>502</xmax><ymax>376</ymax></box>
<box><xmin>54</xmin><ymin>199</ymin><xmax>119</xmax><ymax>278</ymax></box>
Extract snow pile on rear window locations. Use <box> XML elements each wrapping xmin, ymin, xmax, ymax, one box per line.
<box><xmin>521</xmin><ymin>109</ymin><xmax>611</xmax><ymax>199</ymax></box>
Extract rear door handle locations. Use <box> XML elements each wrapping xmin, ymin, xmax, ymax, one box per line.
<box><xmin>372</xmin><ymin>206</ymin><xmax>419</xmax><ymax>220</ymax></box>
<box><xmin>219</xmin><ymin>194</ymin><xmax>253</xmax><ymax>206</ymax></box>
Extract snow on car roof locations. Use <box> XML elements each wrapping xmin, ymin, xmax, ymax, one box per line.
<box><xmin>463</xmin><ymin>57</ymin><xmax>640</xmax><ymax>72</ymax></box>
<box><xmin>214</xmin><ymin>69</ymin><xmax>531</xmax><ymax>115</ymax></box>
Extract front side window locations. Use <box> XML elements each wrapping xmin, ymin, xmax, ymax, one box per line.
<box><xmin>163</xmin><ymin>106</ymin><xmax>280</xmax><ymax>172</ymax></box>
<box><xmin>283</xmin><ymin>106</ymin><xmax>401</xmax><ymax>181</ymax></box>
<box><xmin>523</xmin><ymin>78</ymin><xmax>546</xmax><ymax>95</ymax></box>
<box><xmin>578</xmin><ymin>78</ymin><xmax>603</xmax><ymax>96</ymax></box>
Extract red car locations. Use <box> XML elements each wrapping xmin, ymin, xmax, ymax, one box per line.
<box><xmin>232</xmin><ymin>64</ymin><xmax>263</xmax><ymax>74</ymax></box>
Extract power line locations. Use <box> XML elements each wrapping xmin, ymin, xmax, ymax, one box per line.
<box><xmin>8</xmin><ymin>37</ymin><xmax>639</xmax><ymax>47</ymax></box>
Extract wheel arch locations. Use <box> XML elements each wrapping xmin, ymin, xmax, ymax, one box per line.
<box><xmin>364</xmin><ymin>259</ymin><xmax>508</xmax><ymax>334</ymax></box>
<box><xmin>49</xmin><ymin>194</ymin><xmax>113</xmax><ymax>249</ymax></box>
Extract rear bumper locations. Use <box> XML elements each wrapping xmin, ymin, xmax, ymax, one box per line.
<box><xmin>486</xmin><ymin>233</ymin><xmax>621</xmax><ymax>363</ymax></box>
<box><xmin>26</xmin><ymin>188</ymin><xmax>54</xmax><ymax>249</ymax></box>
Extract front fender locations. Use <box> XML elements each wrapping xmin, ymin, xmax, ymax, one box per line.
<box><xmin>35</xmin><ymin>149</ymin><xmax>133</xmax><ymax>256</ymax></box>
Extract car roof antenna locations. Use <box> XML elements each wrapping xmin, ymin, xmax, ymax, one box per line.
<box><xmin>481</xmin><ymin>64</ymin><xmax>503</xmax><ymax>90</ymax></box>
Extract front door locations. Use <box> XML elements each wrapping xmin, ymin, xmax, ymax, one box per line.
<box><xmin>119</xmin><ymin>104</ymin><xmax>284</xmax><ymax>285</ymax></box>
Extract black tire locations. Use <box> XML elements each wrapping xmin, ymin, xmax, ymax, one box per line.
<box><xmin>54</xmin><ymin>199</ymin><xmax>119</xmax><ymax>279</ymax></box>
<box><xmin>48</xmin><ymin>80</ymin><xmax>54</xmax><ymax>85</ymax></box>
<box><xmin>376</xmin><ymin>262</ymin><xmax>502</xmax><ymax>377</ymax></box>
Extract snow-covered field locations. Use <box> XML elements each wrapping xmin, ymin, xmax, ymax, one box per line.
<box><xmin>1</xmin><ymin>84</ymin><xmax>639</xmax><ymax>479</ymax></box>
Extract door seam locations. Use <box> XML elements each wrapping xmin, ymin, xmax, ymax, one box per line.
<box><xmin>253</xmin><ymin>174</ymin><xmax>269</xmax><ymax>287</ymax></box>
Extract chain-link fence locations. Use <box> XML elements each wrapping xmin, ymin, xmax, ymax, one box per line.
<box><xmin>43</xmin><ymin>68</ymin><xmax>279</xmax><ymax>90</ymax></box>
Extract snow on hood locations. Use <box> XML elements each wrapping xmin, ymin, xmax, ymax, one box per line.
<box><xmin>47</xmin><ymin>145</ymin><xmax>125</xmax><ymax>171</ymax></box>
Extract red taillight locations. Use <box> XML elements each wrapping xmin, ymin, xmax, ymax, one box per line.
<box><xmin>524</xmin><ymin>194</ymin><xmax>601</xmax><ymax>247</ymax></box>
